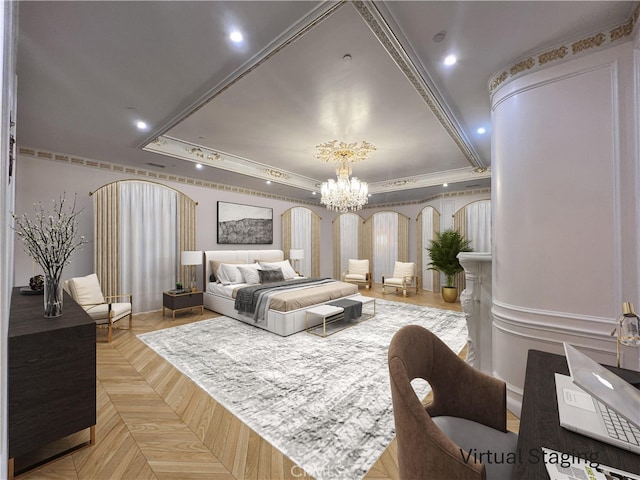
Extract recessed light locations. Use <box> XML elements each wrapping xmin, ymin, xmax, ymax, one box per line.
<box><xmin>229</xmin><ymin>31</ymin><xmax>243</xmax><ymax>43</ymax></box>
<box><xmin>443</xmin><ymin>55</ymin><xmax>457</xmax><ymax>67</ymax></box>
<box><xmin>312</xmin><ymin>191</ymin><xmax>316</xmax><ymax>195</ymax></box>
<box><xmin>443</xmin><ymin>183</ymin><xmax>448</xmax><ymax>187</ymax></box>
<box><xmin>195</xmin><ymin>163</ymin><xmax>203</xmax><ymax>169</ymax></box>
<box><xmin>477</xmin><ymin>127</ymin><xmax>486</xmax><ymax>134</ymax></box>
<box><xmin>266</xmin><ymin>180</ymin><xmax>271</xmax><ymax>185</ymax></box>
<box><xmin>433</xmin><ymin>31</ymin><xmax>447</xmax><ymax>43</ymax></box>
<box><xmin>136</xmin><ymin>120</ymin><xmax>149</xmax><ymax>131</ymax></box>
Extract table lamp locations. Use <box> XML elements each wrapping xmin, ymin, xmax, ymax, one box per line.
<box><xmin>611</xmin><ymin>301</ymin><xmax>640</xmax><ymax>368</ymax></box>
<box><xmin>289</xmin><ymin>249</ymin><xmax>304</xmax><ymax>275</ymax></box>
<box><xmin>181</xmin><ymin>250</ymin><xmax>202</xmax><ymax>292</ymax></box>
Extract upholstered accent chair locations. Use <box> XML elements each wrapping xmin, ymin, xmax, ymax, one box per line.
<box><xmin>382</xmin><ymin>261</ymin><xmax>419</xmax><ymax>297</ymax></box>
<box><xmin>388</xmin><ymin>325</ymin><xmax>518</xmax><ymax>480</ymax></box>
<box><xmin>342</xmin><ymin>259</ymin><xmax>372</xmax><ymax>289</ymax></box>
<box><xmin>64</xmin><ymin>273</ymin><xmax>132</xmax><ymax>342</ymax></box>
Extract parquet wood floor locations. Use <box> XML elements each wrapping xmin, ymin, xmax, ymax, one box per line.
<box><xmin>15</xmin><ymin>287</ymin><xmax>519</xmax><ymax>480</ymax></box>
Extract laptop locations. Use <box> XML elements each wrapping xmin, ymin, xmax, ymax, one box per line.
<box><xmin>554</xmin><ymin>342</ymin><xmax>640</xmax><ymax>454</ymax></box>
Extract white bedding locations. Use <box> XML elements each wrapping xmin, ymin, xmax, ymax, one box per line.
<box><xmin>203</xmin><ymin>249</ymin><xmax>358</xmax><ymax>336</ymax></box>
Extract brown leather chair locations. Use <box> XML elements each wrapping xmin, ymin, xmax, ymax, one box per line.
<box><xmin>388</xmin><ymin>325</ymin><xmax>517</xmax><ymax>480</ymax></box>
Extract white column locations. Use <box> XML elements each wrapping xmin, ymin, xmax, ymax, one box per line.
<box><xmin>458</xmin><ymin>253</ymin><xmax>493</xmax><ymax>375</ymax></box>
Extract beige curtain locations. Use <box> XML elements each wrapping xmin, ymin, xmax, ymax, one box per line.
<box><xmin>362</xmin><ymin>216</ymin><xmax>373</xmax><ymax>276</ymax></box>
<box><xmin>333</xmin><ymin>218</ymin><xmax>340</xmax><ymax>279</ymax></box>
<box><xmin>417</xmin><ymin>214</ymin><xmax>423</xmax><ymax>290</ymax></box>
<box><xmin>397</xmin><ymin>214</ymin><xmax>409</xmax><ymax>261</ymax></box>
<box><xmin>453</xmin><ymin>205</ymin><xmax>467</xmax><ymax>293</ymax></box>
<box><xmin>91</xmin><ymin>179</ymin><xmax>197</xmax><ymax>295</ymax></box>
<box><xmin>178</xmin><ymin>194</ymin><xmax>197</xmax><ymax>285</ymax></box>
<box><xmin>93</xmin><ymin>182</ymin><xmax>120</xmax><ymax>296</ymax></box>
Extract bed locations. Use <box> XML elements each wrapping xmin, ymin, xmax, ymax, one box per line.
<box><xmin>203</xmin><ymin>249</ymin><xmax>359</xmax><ymax>336</ymax></box>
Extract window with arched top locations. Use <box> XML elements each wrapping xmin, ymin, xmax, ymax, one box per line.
<box><xmin>364</xmin><ymin>211</ymin><xmax>410</xmax><ymax>283</ymax></box>
<box><xmin>91</xmin><ymin>180</ymin><xmax>197</xmax><ymax>312</ymax></box>
<box><xmin>333</xmin><ymin>213</ymin><xmax>366</xmax><ymax>279</ymax></box>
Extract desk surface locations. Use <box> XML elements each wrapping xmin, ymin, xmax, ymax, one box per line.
<box><xmin>515</xmin><ymin>350</ymin><xmax>640</xmax><ymax>479</ymax></box>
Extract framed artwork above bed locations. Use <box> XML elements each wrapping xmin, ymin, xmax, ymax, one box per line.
<box><xmin>217</xmin><ymin>201</ymin><xmax>273</xmax><ymax>244</ymax></box>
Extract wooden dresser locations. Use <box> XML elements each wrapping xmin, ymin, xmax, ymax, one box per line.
<box><xmin>8</xmin><ymin>287</ymin><xmax>96</xmax><ymax>478</ymax></box>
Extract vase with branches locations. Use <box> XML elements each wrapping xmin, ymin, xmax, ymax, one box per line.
<box><xmin>13</xmin><ymin>193</ymin><xmax>88</xmax><ymax>317</ymax></box>
<box><xmin>426</xmin><ymin>228</ymin><xmax>472</xmax><ymax>302</ymax></box>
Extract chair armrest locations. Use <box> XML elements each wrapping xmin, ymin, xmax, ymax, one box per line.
<box><xmin>426</xmin><ymin>360</ymin><xmax>507</xmax><ymax>432</ymax></box>
<box><xmin>104</xmin><ymin>293</ymin><xmax>133</xmax><ymax>303</ymax></box>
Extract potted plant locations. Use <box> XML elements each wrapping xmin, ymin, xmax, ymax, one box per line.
<box><xmin>426</xmin><ymin>229</ymin><xmax>472</xmax><ymax>303</ymax></box>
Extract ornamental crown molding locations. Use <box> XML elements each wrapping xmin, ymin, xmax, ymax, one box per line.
<box><xmin>489</xmin><ymin>3</ymin><xmax>640</xmax><ymax>96</ymax></box>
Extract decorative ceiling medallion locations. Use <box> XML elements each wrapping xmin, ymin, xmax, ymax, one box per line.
<box><xmin>489</xmin><ymin>6</ymin><xmax>638</xmax><ymax>95</ymax></box>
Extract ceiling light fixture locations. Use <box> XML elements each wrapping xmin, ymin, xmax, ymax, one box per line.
<box><xmin>136</xmin><ymin>120</ymin><xmax>149</xmax><ymax>131</ymax></box>
<box><xmin>195</xmin><ymin>163</ymin><xmax>203</xmax><ymax>169</ymax></box>
<box><xmin>316</xmin><ymin>140</ymin><xmax>375</xmax><ymax>213</ymax></box>
<box><xmin>229</xmin><ymin>31</ymin><xmax>243</xmax><ymax>43</ymax></box>
<box><xmin>444</xmin><ymin>54</ymin><xmax>457</xmax><ymax>66</ymax></box>
<box><xmin>477</xmin><ymin>127</ymin><xmax>486</xmax><ymax>134</ymax></box>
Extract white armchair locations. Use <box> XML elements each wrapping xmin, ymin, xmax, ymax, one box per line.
<box><xmin>382</xmin><ymin>261</ymin><xmax>419</xmax><ymax>297</ymax></box>
<box><xmin>64</xmin><ymin>273</ymin><xmax>132</xmax><ymax>342</ymax></box>
<box><xmin>342</xmin><ymin>259</ymin><xmax>372</xmax><ymax>289</ymax></box>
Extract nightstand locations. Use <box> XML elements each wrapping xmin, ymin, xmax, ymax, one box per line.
<box><xmin>162</xmin><ymin>290</ymin><xmax>204</xmax><ymax>320</ymax></box>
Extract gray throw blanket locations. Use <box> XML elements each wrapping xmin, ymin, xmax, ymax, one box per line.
<box><xmin>234</xmin><ymin>277</ymin><xmax>336</xmax><ymax>321</ymax></box>
<box><xmin>328</xmin><ymin>298</ymin><xmax>362</xmax><ymax>322</ymax></box>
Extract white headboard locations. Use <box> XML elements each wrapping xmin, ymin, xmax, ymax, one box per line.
<box><xmin>203</xmin><ymin>249</ymin><xmax>284</xmax><ymax>285</ymax></box>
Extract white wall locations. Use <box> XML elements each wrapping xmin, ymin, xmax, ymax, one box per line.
<box><xmin>14</xmin><ymin>154</ymin><xmax>490</xmax><ymax>297</ymax></box>
<box><xmin>12</xmin><ymin>154</ymin><xmax>335</xmax><ymax>299</ymax></box>
<box><xmin>492</xmin><ymin>41</ymin><xmax>640</xmax><ymax>414</ymax></box>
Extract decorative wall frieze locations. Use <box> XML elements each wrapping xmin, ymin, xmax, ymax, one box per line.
<box><xmin>19</xmin><ymin>146</ymin><xmax>491</xmax><ymax>211</ymax></box>
<box><xmin>17</xmin><ymin>146</ymin><xmax>318</xmax><ymax>206</ymax></box>
<box><xmin>489</xmin><ymin>3</ymin><xmax>640</xmax><ymax>95</ymax></box>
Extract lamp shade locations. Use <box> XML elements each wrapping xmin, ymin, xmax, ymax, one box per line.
<box><xmin>181</xmin><ymin>250</ymin><xmax>202</xmax><ymax>266</ymax></box>
<box><xmin>289</xmin><ymin>249</ymin><xmax>304</xmax><ymax>260</ymax></box>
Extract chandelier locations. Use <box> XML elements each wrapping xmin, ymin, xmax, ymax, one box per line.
<box><xmin>316</xmin><ymin>140</ymin><xmax>376</xmax><ymax>212</ymax></box>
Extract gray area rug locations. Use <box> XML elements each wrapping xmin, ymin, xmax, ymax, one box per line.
<box><xmin>138</xmin><ymin>299</ymin><xmax>467</xmax><ymax>480</ymax></box>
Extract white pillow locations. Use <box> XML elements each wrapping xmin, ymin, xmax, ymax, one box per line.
<box><xmin>260</xmin><ymin>260</ymin><xmax>297</xmax><ymax>280</ymax></box>
<box><xmin>69</xmin><ymin>273</ymin><xmax>105</xmax><ymax>305</ymax></box>
<box><xmin>217</xmin><ymin>263</ymin><xmax>245</xmax><ymax>285</ymax></box>
<box><xmin>237</xmin><ymin>264</ymin><xmax>260</xmax><ymax>284</ymax></box>
<box><xmin>393</xmin><ymin>261</ymin><xmax>415</xmax><ymax>278</ymax></box>
<box><xmin>348</xmin><ymin>259</ymin><xmax>369</xmax><ymax>276</ymax></box>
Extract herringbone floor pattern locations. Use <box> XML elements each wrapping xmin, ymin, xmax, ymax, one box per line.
<box><xmin>15</xmin><ymin>288</ymin><xmax>519</xmax><ymax>480</ymax></box>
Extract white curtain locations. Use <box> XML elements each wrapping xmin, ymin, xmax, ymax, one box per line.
<box><xmin>421</xmin><ymin>207</ymin><xmax>435</xmax><ymax>291</ymax></box>
<box><xmin>120</xmin><ymin>182</ymin><xmax>177</xmax><ymax>313</ymax></box>
<box><xmin>291</xmin><ymin>207</ymin><xmax>312</xmax><ymax>276</ymax></box>
<box><xmin>372</xmin><ymin>212</ymin><xmax>398</xmax><ymax>282</ymax></box>
<box><xmin>339</xmin><ymin>213</ymin><xmax>360</xmax><ymax>274</ymax></box>
<box><xmin>466</xmin><ymin>200</ymin><xmax>492</xmax><ymax>253</ymax></box>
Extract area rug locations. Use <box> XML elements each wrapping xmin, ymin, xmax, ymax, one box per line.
<box><xmin>138</xmin><ymin>299</ymin><xmax>467</xmax><ymax>480</ymax></box>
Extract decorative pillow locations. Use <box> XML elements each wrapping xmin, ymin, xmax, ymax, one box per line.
<box><xmin>393</xmin><ymin>261</ymin><xmax>415</xmax><ymax>278</ymax></box>
<box><xmin>260</xmin><ymin>260</ymin><xmax>297</xmax><ymax>280</ymax></box>
<box><xmin>210</xmin><ymin>259</ymin><xmax>244</xmax><ymax>283</ymax></box>
<box><xmin>348</xmin><ymin>259</ymin><xmax>369</xmax><ymax>276</ymax></box>
<box><xmin>218</xmin><ymin>263</ymin><xmax>245</xmax><ymax>285</ymax></box>
<box><xmin>258</xmin><ymin>268</ymin><xmax>285</xmax><ymax>284</ymax></box>
<box><xmin>69</xmin><ymin>273</ymin><xmax>105</xmax><ymax>305</ymax></box>
<box><xmin>237</xmin><ymin>264</ymin><xmax>261</xmax><ymax>285</ymax></box>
